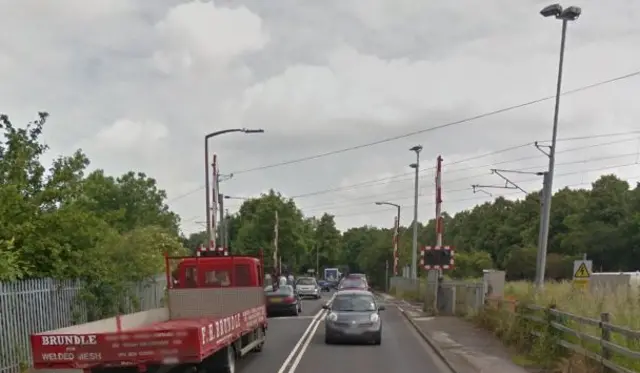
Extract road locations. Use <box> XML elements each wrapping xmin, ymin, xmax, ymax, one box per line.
<box><xmin>237</xmin><ymin>291</ymin><xmax>452</xmax><ymax>373</ymax></box>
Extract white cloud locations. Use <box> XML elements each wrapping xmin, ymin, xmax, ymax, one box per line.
<box><xmin>92</xmin><ymin>119</ymin><xmax>169</xmax><ymax>152</ymax></box>
<box><xmin>153</xmin><ymin>1</ymin><xmax>269</xmax><ymax>75</ymax></box>
<box><xmin>2</xmin><ymin>0</ymin><xmax>640</xmax><ymax>235</ymax></box>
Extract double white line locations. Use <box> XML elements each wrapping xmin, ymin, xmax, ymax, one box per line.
<box><xmin>276</xmin><ymin>293</ymin><xmax>336</xmax><ymax>373</ymax></box>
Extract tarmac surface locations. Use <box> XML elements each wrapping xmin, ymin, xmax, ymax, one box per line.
<box><xmin>236</xmin><ymin>290</ymin><xmax>452</xmax><ymax>373</ymax></box>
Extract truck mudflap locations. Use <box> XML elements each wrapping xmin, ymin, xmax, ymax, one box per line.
<box><xmin>30</xmin><ymin>306</ymin><xmax>267</xmax><ymax>369</ymax></box>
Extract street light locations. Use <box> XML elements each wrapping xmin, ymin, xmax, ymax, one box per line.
<box><xmin>205</xmin><ymin>128</ymin><xmax>264</xmax><ymax>246</ymax></box>
<box><xmin>409</xmin><ymin>145</ymin><xmax>422</xmax><ymax>280</ymax></box>
<box><xmin>535</xmin><ymin>4</ymin><xmax>581</xmax><ymax>289</ymax></box>
<box><xmin>374</xmin><ymin>202</ymin><xmax>401</xmax><ymax>229</ymax></box>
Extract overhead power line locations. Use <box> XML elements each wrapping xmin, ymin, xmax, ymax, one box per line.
<box><xmin>228</xmin><ymin>70</ymin><xmax>640</xmax><ymax>175</ymax></box>
<box><xmin>291</xmin><ymin>135</ymin><xmax>640</xmax><ymax>201</ymax></box>
<box><xmin>300</xmin><ymin>160</ymin><xmax>640</xmax><ymax>213</ymax></box>
<box><xmin>168</xmin><ymin>130</ymin><xmax>640</xmax><ymax>204</ymax></box>
<box><xmin>330</xmin><ymin>173</ymin><xmax>640</xmax><ymax>219</ymax></box>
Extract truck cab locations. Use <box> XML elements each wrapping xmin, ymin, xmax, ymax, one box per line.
<box><xmin>172</xmin><ymin>256</ymin><xmax>263</xmax><ymax>288</ymax></box>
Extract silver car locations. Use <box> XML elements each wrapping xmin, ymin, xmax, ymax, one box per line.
<box><xmin>295</xmin><ymin>277</ymin><xmax>321</xmax><ymax>299</ymax></box>
<box><xmin>322</xmin><ymin>290</ymin><xmax>384</xmax><ymax>345</ymax></box>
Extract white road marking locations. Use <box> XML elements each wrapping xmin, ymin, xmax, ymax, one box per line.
<box><xmin>276</xmin><ymin>293</ymin><xmax>336</xmax><ymax>373</ymax></box>
<box><xmin>287</xmin><ymin>309</ymin><xmax>325</xmax><ymax>373</ymax></box>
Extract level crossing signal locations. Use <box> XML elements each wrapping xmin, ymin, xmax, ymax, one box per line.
<box><xmin>420</xmin><ymin>246</ymin><xmax>455</xmax><ymax>270</ymax></box>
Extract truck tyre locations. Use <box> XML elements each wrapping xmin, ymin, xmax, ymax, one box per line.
<box><xmin>253</xmin><ymin>327</ymin><xmax>265</xmax><ymax>353</ymax></box>
<box><xmin>220</xmin><ymin>346</ymin><xmax>236</xmax><ymax>373</ymax></box>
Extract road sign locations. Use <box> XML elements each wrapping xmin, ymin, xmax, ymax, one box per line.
<box><xmin>420</xmin><ymin>246</ymin><xmax>455</xmax><ymax>270</ymax></box>
<box><xmin>572</xmin><ymin>260</ymin><xmax>592</xmax><ymax>280</ymax></box>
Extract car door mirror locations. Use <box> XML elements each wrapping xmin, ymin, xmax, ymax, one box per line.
<box><xmin>378</xmin><ymin>305</ymin><xmax>386</xmax><ymax>311</ymax></box>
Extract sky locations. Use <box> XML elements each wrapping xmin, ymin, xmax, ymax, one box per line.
<box><xmin>1</xmin><ymin>0</ymin><xmax>640</xmax><ymax>235</ymax></box>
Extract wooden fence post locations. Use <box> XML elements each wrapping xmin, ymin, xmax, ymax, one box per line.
<box><xmin>600</xmin><ymin>312</ymin><xmax>612</xmax><ymax>368</ymax></box>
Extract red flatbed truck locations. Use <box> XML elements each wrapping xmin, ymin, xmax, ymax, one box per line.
<box><xmin>29</xmin><ymin>251</ymin><xmax>268</xmax><ymax>373</ymax></box>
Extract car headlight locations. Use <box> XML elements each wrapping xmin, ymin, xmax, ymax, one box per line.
<box><xmin>370</xmin><ymin>313</ymin><xmax>380</xmax><ymax>323</ymax></box>
<box><xmin>326</xmin><ymin>312</ymin><xmax>338</xmax><ymax>322</ymax></box>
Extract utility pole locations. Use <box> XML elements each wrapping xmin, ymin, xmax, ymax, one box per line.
<box><xmin>224</xmin><ymin>209</ymin><xmax>230</xmax><ymax>250</ymax></box>
<box><xmin>434</xmin><ymin>156</ymin><xmax>444</xmax><ymax>280</ymax></box>
<box><xmin>374</xmin><ymin>201</ymin><xmax>401</xmax><ymax>276</ymax></box>
<box><xmin>315</xmin><ymin>243</ymin><xmax>320</xmax><ymax>279</ymax></box>
<box><xmin>209</xmin><ymin>154</ymin><xmax>219</xmax><ymax>248</ymax></box>
<box><xmin>204</xmin><ymin>128</ymin><xmax>264</xmax><ymax>248</ymax></box>
<box><xmin>385</xmin><ymin>260</ymin><xmax>389</xmax><ymax>292</ymax></box>
<box><xmin>536</xmin><ymin>3</ymin><xmax>581</xmax><ymax>289</ymax></box>
<box><xmin>218</xmin><ymin>192</ymin><xmax>224</xmax><ymax>249</ymax></box>
<box><xmin>273</xmin><ymin>210</ymin><xmax>279</xmax><ymax>273</ymax></box>
<box><xmin>409</xmin><ymin>145</ymin><xmax>423</xmax><ymax>280</ymax></box>
<box><xmin>435</xmin><ymin>156</ymin><xmax>444</xmax><ymax>247</ymax></box>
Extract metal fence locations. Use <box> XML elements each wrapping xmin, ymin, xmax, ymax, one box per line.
<box><xmin>0</xmin><ymin>276</ymin><xmax>166</xmax><ymax>373</ymax></box>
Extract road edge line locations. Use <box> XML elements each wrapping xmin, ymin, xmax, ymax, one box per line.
<box><xmin>397</xmin><ymin>306</ymin><xmax>459</xmax><ymax>373</ymax></box>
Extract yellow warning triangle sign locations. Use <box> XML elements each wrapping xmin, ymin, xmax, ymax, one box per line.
<box><xmin>574</xmin><ymin>263</ymin><xmax>590</xmax><ymax>278</ymax></box>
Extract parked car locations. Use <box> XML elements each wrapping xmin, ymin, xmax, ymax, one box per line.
<box><xmin>266</xmin><ymin>285</ymin><xmax>302</xmax><ymax>316</ymax></box>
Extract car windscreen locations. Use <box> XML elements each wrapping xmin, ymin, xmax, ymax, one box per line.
<box><xmin>340</xmin><ymin>279</ymin><xmax>365</xmax><ymax>288</ymax></box>
<box><xmin>296</xmin><ymin>278</ymin><xmax>315</xmax><ymax>285</ymax></box>
<box><xmin>331</xmin><ymin>294</ymin><xmax>376</xmax><ymax>312</ymax></box>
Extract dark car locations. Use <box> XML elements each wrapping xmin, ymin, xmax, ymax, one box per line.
<box><xmin>266</xmin><ymin>285</ymin><xmax>302</xmax><ymax>316</ymax></box>
<box><xmin>322</xmin><ymin>290</ymin><xmax>384</xmax><ymax>345</ymax></box>
<box><xmin>317</xmin><ymin>280</ymin><xmax>331</xmax><ymax>292</ymax></box>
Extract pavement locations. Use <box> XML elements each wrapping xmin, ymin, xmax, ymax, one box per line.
<box><xmin>238</xmin><ymin>290</ymin><xmax>454</xmax><ymax>373</ymax></box>
<box><xmin>382</xmin><ymin>294</ymin><xmax>532</xmax><ymax>373</ymax></box>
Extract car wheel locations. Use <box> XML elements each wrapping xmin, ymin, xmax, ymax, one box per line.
<box><xmin>292</xmin><ymin>305</ymin><xmax>299</xmax><ymax>316</ymax></box>
<box><xmin>325</xmin><ymin>336</ymin><xmax>334</xmax><ymax>344</ymax></box>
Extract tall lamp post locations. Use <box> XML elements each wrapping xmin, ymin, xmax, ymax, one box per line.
<box><xmin>535</xmin><ymin>3</ymin><xmax>581</xmax><ymax>289</ymax></box>
<box><xmin>374</xmin><ymin>202</ymin><xmax>401</xmax><ymax>230</ymax></box>
<box><xmin>409</xmin><ymin>145</ymin><xmax>423</xmax><ymax>280</ymax></box>
<box><xmin>205</xmin><ymin>129</ymin><xmax>264</xmax><ymax>246</ymax></box>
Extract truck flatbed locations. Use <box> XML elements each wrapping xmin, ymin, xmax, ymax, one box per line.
<box><xmin>31</xmin><ymin>306</ymin><xmax>266</xmax><ymax>369</ymax></box>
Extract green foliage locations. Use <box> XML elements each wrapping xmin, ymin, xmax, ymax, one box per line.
<box><xmin>213</xmin><ymin>172</ymin><xmax>640</xmax><ymax>285</ymax></box>
<box><xmin>0</xmin><ymin>113</ymin><xmax>185</xmax><ymax>317</ymax></box>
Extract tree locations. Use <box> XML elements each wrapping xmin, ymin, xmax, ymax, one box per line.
<box><xmin>0</xmin><ymin>112</ymin><xmax>186</xmax><ymax>318</ymax></box>
<box><xmin>313</xmin><ymin>214</ymin><xmax>341</xmax><ymax>268</ymax></box>
<box><xmin>230</xmin><ymin>190</ymin><xmax>310</xmax><ymax>269</ymax></box>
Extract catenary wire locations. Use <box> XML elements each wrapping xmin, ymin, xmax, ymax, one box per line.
<box><xmin>227</xmin><ymin>70</ymin><xmax>640</xmax><ymax>175</ymax></box>
<box><xmin>290</xmin><ymin>135</ymin><xmax>640</xmax><ymax>200</ymax></box>
<box><xmin>300</xmin><ymin>160</ymin><xmax>640</xmax><ymax>212</ymax></box>
<box><xmin>329</xmin><ymin>173</ymin><xmax>640</xmax><ymax>219</ymax></box>
<box><xmin>168</xmin><ymin>130</ymin><xmax>640</xmax><ymax>203</ymax></box>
